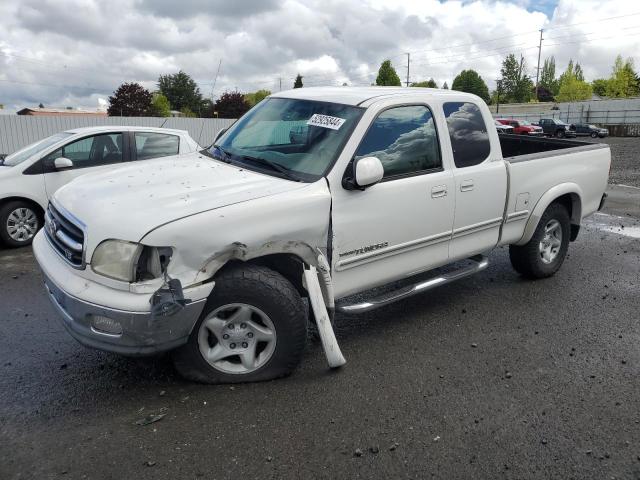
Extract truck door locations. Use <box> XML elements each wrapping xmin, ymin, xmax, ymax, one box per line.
<box><xmin>442</xmin><ymin>101</ymin><xmax>507</xmax><ymax>261</ymax></box>
<box><xmin>330</xmin><ymin>104</ymin><xmax>455</xmax><ymax>298</ymax></box>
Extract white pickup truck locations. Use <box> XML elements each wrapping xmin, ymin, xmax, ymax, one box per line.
<box><xmin>33</xmin><ymin>87</ymin><xmax>610</xmax><ymax>384</ymax></box>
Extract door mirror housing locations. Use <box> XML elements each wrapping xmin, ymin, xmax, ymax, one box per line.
<box><xmin>54</xmin><ymin>157</ymin><xmax>74</xmax><ymax>170</ymax></box>
<box><xmin>343</xmin><ymin>156</ymin><xmax>384</xmax><ymax>190</ymax></box>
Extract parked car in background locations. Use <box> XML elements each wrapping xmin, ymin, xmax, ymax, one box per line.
<box><xmin>33</xmin><ymin>87</ymin><xmax>610</xmax><ymax>384</ymax></box>
<box><xmin>538</xmin><ymin>118</ymin><xmax>577</xmax><ymax>138</ymax></box>
<box><xmin>573</xmin><ymin>123</ymin><xmax>609</xmax><ymax>138</ymax></box>
<box><xmin>0</xmin><ymin>126</ymin><xmax>200</xmax><ymax>247</ymax></box>
<box><xmin>496</xmin><ymin>119</ymin><xmax>544</xmax><ymax>136</ymax></box>
<box><xmin>494</xmin><ymin>119</ymin><xmax>514</xmax><ymax>134</ymax></box>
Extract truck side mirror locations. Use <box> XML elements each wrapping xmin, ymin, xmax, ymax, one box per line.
<box><xmin>343</xmin><ymin>156</ymin><xmax>384</xmax><ymax>190</ymax></box>
<box><xmin>54</xmin><ymin>157</ymin><xmax>74</xmax><ymax>170</ymax></box>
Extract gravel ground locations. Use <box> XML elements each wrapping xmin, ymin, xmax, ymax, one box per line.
<box><xmin>584</xmin><ymin>137</ymin><xmax>640</xmax><ymax>188</ymax></box>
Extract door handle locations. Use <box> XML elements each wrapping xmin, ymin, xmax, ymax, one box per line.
<box><xmin>431</xmin><ymin>185</ymin><xmax>447</xmax><ymax>198</ymax></box>
<box><xmin>460</xmin><ymin>180</ymin><xmax>474</xmax><ymax>192</ymax></box>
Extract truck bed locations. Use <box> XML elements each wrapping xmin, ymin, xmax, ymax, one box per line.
<box><xmin>499</xmin><ymin>134</ymin><xmax>592</xmax><ymax>159</ymax></box>
<box><xmin>498</xmin><ymin>135</ymin><xmax>610</xmax><ymax>247</ymax></box>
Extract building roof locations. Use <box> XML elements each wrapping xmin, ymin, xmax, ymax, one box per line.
<box><xmin>270</xmin><ymin>86</ymin><xmax>466</xmax><ymax>106</ymax></box>
<box><xmin>16</xmin><ymin>107</ymin><xmax>107</xmax><ymax>115</ymax></box>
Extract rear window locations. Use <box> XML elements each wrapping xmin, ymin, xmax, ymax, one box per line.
<box><xmin>443</xmin><ymin>102</ymin><xmax>490</xmax><ymax>168</ymax></box>
<box><xmin>135</xmin><ymin>132</ymin><xmax>179</xmax><ymax>160</ymax></box>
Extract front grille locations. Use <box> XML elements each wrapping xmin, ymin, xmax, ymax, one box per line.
<box><xmin>44</xmin><ymin>203</ymin><xmax>85</xmax><ymax>267</ymax></box>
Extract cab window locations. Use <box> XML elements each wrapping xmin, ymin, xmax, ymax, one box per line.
<box><xmin>355</xmin><ymin>105</ymin><xmax>441</xmax><ymax>179</ymax></box>
<box><xmin>443</xmin><ymin>102</ymin><xmax>491</xmax><ymax>168</ymax></box>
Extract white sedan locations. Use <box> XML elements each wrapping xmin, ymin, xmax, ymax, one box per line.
<box><xmin>0</xmin><ymin>126</ymin><xmax>200</xmax><ymax>247</ymax></box>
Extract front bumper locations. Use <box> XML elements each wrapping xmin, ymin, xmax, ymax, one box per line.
<box><xmin>34</xmin><ymin>232</ymin><xmax>213</xmax><ymax>356</ymax></box>
<box><xmin>527</xmin><ymin>131</ymin><xmax>544</xmax><ymax>136</ymax></box>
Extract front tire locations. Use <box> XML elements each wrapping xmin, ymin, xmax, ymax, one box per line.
<box><xmin>173</xmin><ymin>264</ymin><xmax>307</xmax><ymax>384</ymax></box>
<box><xmin>591</xmin><ymin>132</ymin><xmax>598</xmax><ymax>138</ymax></box>
<box><xmin>509</xmin><ymin>203</ymin><xmax>571</xmax><ymax>279</ymax></box>
<box><xmin>556</xmin><ymin>129</ymin><xmax>565</xmax><ymax>138</ymax></box>
<box><xmin>0</xmin><ymin>200</ymin><xmax>41</xmax><ymax>248</ymax></box>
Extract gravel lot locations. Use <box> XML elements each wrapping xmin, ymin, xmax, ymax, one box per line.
<box><xmin>586</xmin><ymin>137</ymin><xmax>640</xmax><ymax>188</ymax></box>
<box><xmin>1</xmin><ymin>138</ymin><xmax>639</xmax><ymax>480</ymax></box>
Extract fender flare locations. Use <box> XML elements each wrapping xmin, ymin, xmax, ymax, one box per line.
<box><xmin>515</xmin><ymin>183</ymin><xmax>583</xmax><ymax>246</ymax></box>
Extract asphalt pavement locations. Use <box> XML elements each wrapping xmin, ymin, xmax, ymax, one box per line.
<box><xmin>1</xmin><ymin>187</ymin><xmax>639</xmax><ymax>480</ymax></box>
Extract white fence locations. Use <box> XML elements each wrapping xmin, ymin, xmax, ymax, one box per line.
<box><xmin>0</xmin><ymin>116</ymin><xmax>237</xmax><ymax>155</ymax></box>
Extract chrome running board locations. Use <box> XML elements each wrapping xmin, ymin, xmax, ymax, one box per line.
<box><xmin>336</xmin><ymin>255</ymin><xmax>489</xmax><ymax>313</ymax></box>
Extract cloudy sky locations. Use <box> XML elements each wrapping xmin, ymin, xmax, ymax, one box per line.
<box><xmin>0</xmin><ymin>0</ymin><xmax>638</xmax><ymax>111</ymax></box>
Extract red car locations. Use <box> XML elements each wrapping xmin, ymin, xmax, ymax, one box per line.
<box><xmin>496</xmin><ymin>119</ymin><xmax>544</xmax><ymax>136</ymax></box>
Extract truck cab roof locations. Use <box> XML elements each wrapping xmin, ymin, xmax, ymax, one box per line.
<box><xmin>270</xmin><ymin>86</ymin><xmax>471</xmax><ymax>107</ymax></box>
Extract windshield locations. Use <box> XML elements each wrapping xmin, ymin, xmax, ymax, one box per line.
<box><xmin>3</xmin><ymin>132</ymin><xmax>72</xmax><ymax>166</ymax></box>
<box><xmin>520</xmin><ymin>120</ymin><xmax>531</xmax><ymax>126</ymax></box>
<box><xmin>206</xmin><ymin>98</ymin><xmax>364</xmax><ymax>181</ymax></box>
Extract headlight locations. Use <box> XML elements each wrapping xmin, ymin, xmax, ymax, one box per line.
<box><xmin>91</xmin><ymin>240</ymin><xmax>172</xmax><ymax>282</ymax></box>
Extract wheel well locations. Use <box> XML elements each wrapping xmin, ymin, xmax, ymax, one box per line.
<box><xmin>0</xmin><ymin>197</ymin><xmax>45</xmax><ymax>219</ymax></box>
<box><xmin>551</xmin><ymin>193</ymin><xmax>581</xmax><ymax>241</ymax></box>
<box><xmin>214</xmin><ymin>254</ymin><xmax>307</xmax><ymax>297</ymax></box>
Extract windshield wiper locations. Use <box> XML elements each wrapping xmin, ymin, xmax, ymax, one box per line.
<box><xmin>237</xmin><ymin>155</ymin><xmax>303</xmax><ymax>182</ymax></box>
<box><xmin>202</xmin><ymin>145</ymin><xmax>233</xmax><ymax>163</ymax></box>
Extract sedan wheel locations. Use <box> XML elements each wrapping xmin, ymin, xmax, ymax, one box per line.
<box><xmin>0</xmin><ymin>201</ymin><xmax>42</xmax><ymax>247</ymax></box>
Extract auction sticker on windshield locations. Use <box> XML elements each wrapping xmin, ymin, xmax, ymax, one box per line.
<box><xmin>307</xmin><ymin>114</ymin><xmax>346</xmax><ymax>130</ymax></box>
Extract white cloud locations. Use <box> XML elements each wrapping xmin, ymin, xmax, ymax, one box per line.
<box><xmin>0</xmin><ymin>0</ymin><xmax>637</xmax><ymax>110</ymax></box>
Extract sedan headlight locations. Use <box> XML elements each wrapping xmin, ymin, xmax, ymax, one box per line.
<box><xmin>91</xmin><ymin>240</ymin><xmax>172</xmax><ymax>282</ymax></box>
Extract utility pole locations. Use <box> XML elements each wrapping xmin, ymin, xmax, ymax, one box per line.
<box><xmin>405</xmin><ymin>53</ymin><xmax>410</xmax><ymax>87</ymax></box>
<box><xmin>495</xmin><ymin>79</ymin><xmax>502</xmax><ymax>114</ymax></box>
<box><xmin>278</xmin><ymin>77</ymin><xmax>282</xmax><ymax>92</ymax></box>
<box><xmin>535</xmin><ymin>29</ymin><xmax>544</xmax><ymax>101</ymax></box>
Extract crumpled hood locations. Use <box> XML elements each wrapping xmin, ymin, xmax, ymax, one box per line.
<box><xmin>53</xmin><ymin>152</ymin><xmax>304</xmax><ymax>253</ymax></box>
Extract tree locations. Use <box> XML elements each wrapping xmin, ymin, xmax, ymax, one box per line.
<box><xmin>149</xmin><ymin>92</ymin><xmax>171</xmax><ymax>117</ymax></box>
<box><xmin>158</xmin><ymin>71</ymin><xmax>204</xmax><ymax>114</ymax></box>
<box><xmin>214</xmin><ymin>91</ymin><xmax>250</xmax><ymax>118</ymax></box>
<box><xmin>245</xmin><ymin>89</ymin><xmax>271</xmax><ymax>107</ymax></box>
<box><xmin>107</xmin><ymin>82</ymin><xmax>152</xmax><ymax>116</ymax></box>
<box><xmin>574</xmin><ymin>63</ymin><xmax>585</xmax><ymax>82</ymax></box>
<box><xmin>442</xmin><ymin>81</ymin><xmax>449</xmax><ymax>89</ymax></box>
<box><xmin>500</xmin><ymin>54</ymin><xmax>533</xmax><ymax>103</ymax></box>
<box><xmin>533</xmin><ymin>85</ymin><xmax>554</xmax><ymax>102</ymax></box>
<box><xmin>555</xmin><ymin>61</ymin><xmax>593</xmax><ymax>102</ymax></box>
<box><xmin>38</xmin><ymin>103</ymin><xmax>45</xmax><ymax>108</ymax></box>
<box><xmin>411</xmin><ymin>78</ymin><xmax>437</xmax><ymax>88</ymax></box>
<box><xmin>375</xmin><ymin>60</ymin><xmax>402</xmax><ymax>86</ymax></box>
<box><xmin>451</xmin><ymin>69</ymin><xmax>490</xmax><ymax>102</ymax></box>
<box><xmin>293</xmin><ymin>74</ymin><xmax>303</xmax><ymax>89</ymax></box>
<box><xmin>605</xmin><ymin>55</ymin><xmax>640</xmax><ymax>98</ymax></box>
<box><xmin>591</xmin><ymin>78</ymin><xmax>608</xmax><ymax>97</ymax></box>
<box><xmin>539</xmin><ymin>56</ymin><xmax>559</xmax><ymax>97</ymax></box>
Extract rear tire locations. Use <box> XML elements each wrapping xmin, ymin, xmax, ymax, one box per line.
<box><xmin>509</xmin><ymin>202</ymin><xmax>571</xmax><ymax>279</ymax></box>
<box><xmin>0</xmin><ymin>200</ymin><xmax>42</xmax><ymax>248</ymax></box>
<box><xmin>173</xmin><ymin>264</ymin><xmax>307</xmax><ymax>384</ymax></box>
<box><xmin>591</xmin><ymin>132</ymin><xmax>598</xmax><ymax>138</ymax></box>
<box><xmin>556</xmin><ymin>129</ymin><xmax>565</xmax><ymax>138</ymax></box>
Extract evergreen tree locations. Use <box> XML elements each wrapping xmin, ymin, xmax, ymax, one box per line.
<box><xmin>539</xmin><ymin>56</ymin><xmax>559</xmax><ymax>96</ymax></box>
<box><xmin>451</xmin><ymin>69</ymin><xmax>490</xmax><ymax>102</ymax></box>
<box><xmin>293</xmin><ymin>74</ymin><xmax>303</xmax><ymax>89</ymax></box>
<box><xmin>442</xmin><ymin>81</ymin><xmax>449</xmax><ymax>89</ymax></box>
<box><xmin>500</xmin><ymin>54</ymin><xmax>533</xmax><ymax>103</ymax></box>
<box><xmin>375</xmin><ymin>60</ymin><xmax>402</xmax><ymax>86</ymax></box>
